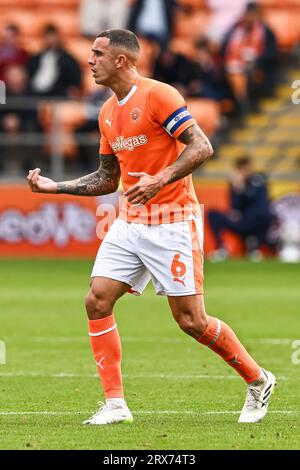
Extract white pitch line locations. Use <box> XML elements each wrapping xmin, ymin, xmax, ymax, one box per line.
<box><xmin>30</xmin><ymin>336</ymin><xmax>190</xmax><ymax>344</ymax></box>
<box><xmin>255</xmin><ymin>339</ymin><xmax>295</xmax><ymax>345</ymax></box>
<box><xmin>0</xmin><ymin>411</ymin><xmax>87</xmax><ymax>416</ymax></box>
<box><xmin>0</xmin><ymin>372</ymin><xmax>296</xmax><ymax>380</ymax></box>
<box><xmin>137</xmin><ymin>410</ymin><xmax>300</xmax><ymax>415</ymax></box>
<box><xmin>0</xmin><ymin>410</ymin><xmax>298</xmax><ymax>416</ymax></box>
<box><xmin>26</xmin><ymin>336</ymin><xmax>297</xmax><ymax>345</ymax></box>
<box><xmin>2</xmin><ymin>336</ymin><xmax>296</xmax><ymax>345</ymax></box>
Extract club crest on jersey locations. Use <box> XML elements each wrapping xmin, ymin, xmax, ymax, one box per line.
<box><xmin>110</xmin><ymin>135</ymin><xmax>148</xmax><ymax>153</ymax></box>
<box><xmin>130</xmin><ymin>107</ymin><xmax>141</xmax><ymax>124</ymax></box>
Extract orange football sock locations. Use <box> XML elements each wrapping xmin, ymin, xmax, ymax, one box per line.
<box><xmin>88</xmin><ymin>314</ymin><xmax>124</xmax><ymax>399</ymax></box>
<box><xmin>198</xmin><ymin>316</ymin><xmax>261</xmax><ymax>383</ymax></box>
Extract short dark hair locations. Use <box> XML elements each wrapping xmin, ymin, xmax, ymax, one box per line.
<box><xmin>234</xmin><ymin>156</ymin><xmax>251</xmax><ymax>169</ymax></box>
<box><xmin>246</xmin><ymin>2</ymin><xmax>259</xmax><ymax>13</ymax></box>
<box><xmin>43</xmin><ymin>24</ymin><xmax>58</xmax><ymax>36</ymax></box>
<box><xmin>97</xmin><ymin>29</ymin><xmax>140</xmax><ymax>53</ymax></box>
<box><xmin>6</xmin><ymin>23</ymin><xmax>19</xmax><ymax>35</ymax></box>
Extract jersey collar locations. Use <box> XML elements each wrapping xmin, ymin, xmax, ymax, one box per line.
<box><xmin>117</xmin><ymin>83</ymin><xmax>138</xmax><ymax>106</ymax></box>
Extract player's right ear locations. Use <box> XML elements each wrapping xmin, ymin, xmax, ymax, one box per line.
<box><xmin>115</xmin><ymin>54</ymin><xmax>127</xmax><ymax>69</ymax></box>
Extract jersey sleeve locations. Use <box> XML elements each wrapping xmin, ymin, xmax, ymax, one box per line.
<box><xmin>148</xmin><ymin>82</ymin><xmax>196</xmax><ymax>139</ymax></box>
<box><xmin>98</xmin><ymin>109</ymin><xmax>114</xmax><ymax>155</ymax></box>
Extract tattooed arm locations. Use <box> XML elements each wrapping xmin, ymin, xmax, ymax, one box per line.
<box><xmin>27</xmin><ymin>154</ymin><xmax>121</xmax><ymax>196</ymax></box>
<box><xmin>158</xmin><ymin>123</ymin><xmax>213</xmax><ymax>186</ymax></box>
<box><xmin>56</xmin><ymin>153</ymin><xmax>120</xmax><ymax>195</ymax></box>
<box><xmin>124</xmin><ymin>124</ymin><xmax>213</xmax><ymax>205</ymax></box>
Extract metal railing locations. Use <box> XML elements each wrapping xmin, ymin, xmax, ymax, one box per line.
<box><xmin>0</xmin><ymin>97</ymin><xmax>99</xmax><ymax>181</ymax></box>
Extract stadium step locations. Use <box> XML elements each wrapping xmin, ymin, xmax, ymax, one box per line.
<box><xmin>264</xmin><ymin>129</ymin><xmax>300</xmax><ymax>143</ymax></box>
<box><xmin>276</xmin><ymin>84</ymin><xmax>294</xmax><ymax>100</ymax></box>
<box><xmin>260</xmin><ymin>98</ymin><xmax>284</xmax><ymax>113</ymax></box>
<box><xmin>251</xmin><ymin>146</ymin><xmax>278</xmax><ymax>160</ymax></box>
<box><xmin>288</xmin><ymin>69</ymin><xmax>300</xmax><ymax>81</ymax></box>
<box><xmin>272</xmin><ymin>157</ymin><xmax>300</xmax><ymax>172</ymax></box>
<box><xmin>230</xmin><ymin>128</ymin><xmax>261</xmax><ymax>144</ymax></box>
<box><xmin>246</xmin><ymin>114</ymin><xmax>271</xmax><ymax>127</ymax></box>
<box><xmin>206</xmin><ymin>60</ymin><xmax>300</xmax><ymax>178</ymax></box>
<box><xmin>275</xmin><ymin>115</ymin><xmax>300</xmax><ymax>127</ymax></box>
<box><xmin>217</xmin><ymin>145</ymin><xmax>245</xmax><ymax>160</ymax></box>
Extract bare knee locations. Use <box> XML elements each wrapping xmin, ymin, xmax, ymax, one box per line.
<box><xmin>177</xmin><ymin>311</ymin><xmax>208</xmax><ymax>339</ymax></box>
<box><xmin>85</xmin><ymin>289</ymin><xmax>114</xmax><ymax>320</ymax></box>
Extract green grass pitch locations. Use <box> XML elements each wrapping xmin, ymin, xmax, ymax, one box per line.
<box><xmin>0</xmin><ymin>259</ymin><xmax>299</xmax><ymax>450</ymax></box>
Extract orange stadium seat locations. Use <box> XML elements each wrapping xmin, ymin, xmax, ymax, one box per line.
<box><xmin>55</xmin><ymin>101</ymin><xmax>86</xmax><ymax>129</ymax></box>
<box><xmin>20</xmin><ymin>36</ymin><xmax>43</xmax><ymax>54</ymax></box>
<box><xmin>177</xmin><ymin>0</ymin><xmax>207</xmax><ymax>8</ymax></box>
<box><xmin>65</xmin><ymin>38</ymin><xmax>91</xmax><ymax>66</ymax></box>
<box><xmin>186</xmin><ymin>98</ymin><xmax>221</xmax><ymax>136</ymax></box>
<box><xmin>174</xmin><ymin>9</ymin><xmax>211</xmax><ymax>39</ymax></box>
<box><xmin>83</xmin><ymin>69</ymin><xmax>99</xmax><ymax>94</ymax></box>
<box><xmin>263</xmin><ymin>8</ymin><xmax>300</xmax><ymax>49</ymax></box>
<box><xmin>34</xmin><ymin>10</ymin><xmax>80</xmax><ymax>37</ymax></box>
<box><xmin>0</xmin><ymin>11</ymin><xmax>40</xmax><ymax>36</ymax></box>
<box><xmin>0</xmin><ymin>0</ymin><xmax>37</xmax><ymax>7</ymax></box>
<box><xmin>35</xmin><ymin>0</ymin><xmax>79</xmax><ymax>6</ymax></box>
<box><xmin>137</xmin><ymin>36</ymin><xmax>160</xmax><ymax>77</ymax></box>
<box><xmin>39</xmin><ymin>100</ymin><xmax>87</xmax><ymax>157</ymax></box>
<box><xmin>258</xmin><ymin>0</ymin><xmax>286</xmax><ymax>5</ymax></box>
<box><xmin>0</xmin><ymin>9</ymin><xmax>80</xmax><ymax>37</ymax></box>
<box><xmin>40</xmin><ymin>101</ymin><xmax>86</xmax><ymax>131</ymax></box>
<box><xmin>0</xmin><ymin>0</ymin><xmax>79</xmax><ymax>7</ymax></box>
<box><xmin>259</xmin><ymin>0</ymin><xmax>300</xmax><ymax>5</ymax></box>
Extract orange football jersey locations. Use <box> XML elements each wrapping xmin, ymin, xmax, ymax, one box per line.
<box><xmin>99</xmin><ymin>76</ymin><xmax>201</xmax><ymax>224</ymax></box>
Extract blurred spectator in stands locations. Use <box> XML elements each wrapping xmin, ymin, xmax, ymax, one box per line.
<box><xmin>27</xmin><ymin>24</ymin><xmax>82</xmax><ymax>98</ymax></box>
<box><xmin>208</xmin><ymin>156</ymin><xmax>274</xmax><ymax>261</ymax></box>
<box><xmin>153</xmin><ymin>39</ymin><xmax>230</xmax><ymax>102</ymax></box>
<box><xmin>0</xmin><ymin>64</ymin><xmax>29</xmax><ymax>128</ymax></box>
<box><xmin>0</xmin><ymin>24</ymin><xmax>30</xmax><ymax>82</ymax></box>
<box><xmin>137</xmin><ymin>34</ymin><xmax>161</xmax><ymax>76</ymax></box>
<box><xmin>222</xmin><ymin>2</ymin><xmax>278</xmax><ymax>118</ymax></box>
<box><xmin>188</xmin><ymin>38</ymin><xmax>230</xmax><ymax>101</ymax></box>
<box><xmin>0</xmin><ymin>64</ymin><xmax>39</xmax><ymax>171</ymax></box>
<box><xmin>127</xmin><ymin>0</ymin><xmax>176</xmax><ymax>49</ymax></box>
<box><xmin>272</xmin><ymin>194</ymin><xmax>300</xmax><ymax>263</ymax></box>
<box><xmin>206</xmin><ymin>0</ymin><xmax>249</xmax><ymax>44</ymax></box>
<box><xmin>153</xmin><ymin>48</ymin><xmax>199</xmax><ymax>97</ymax></box>
<box><xmin>74</xmin><ymin>86</ymin><xmax>112</xmax><ymax>172</ymax></box>
<box><xmin>80</xmin><ymin>0</ymin><xmax>130</xmax><ymax>39</ymax></box>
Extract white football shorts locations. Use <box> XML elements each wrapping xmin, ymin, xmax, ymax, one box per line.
<box><xmin>91</xmin><ymin>217</ymin><xmax>204</xmax><ymax>296</ymax></box>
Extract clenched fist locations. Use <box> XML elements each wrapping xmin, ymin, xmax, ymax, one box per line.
<box><xmin>27</xmin><ymin>168</ymin><xmax>58</xmax><ymax>193</ymax></box>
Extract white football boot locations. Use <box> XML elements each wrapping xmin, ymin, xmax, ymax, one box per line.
<box><xmin>83</xmin><ymin>401</ymin><xmax>133</xmax><ymax>425</ymax></box>
<box><xmin>238</xmin><ymin>369</ymin><xmax>276</xmax><ymax>423</ymax></box>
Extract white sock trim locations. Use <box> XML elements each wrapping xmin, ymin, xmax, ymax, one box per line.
<box><xmin>89</xmin><ymin>324</ymin><xmax>116</xmax><ymax>337</ymax></box>
<box><xmin>106</xmin><ymin>398</ymin><xmax>126</xmax><ymax>407</ymax></box>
